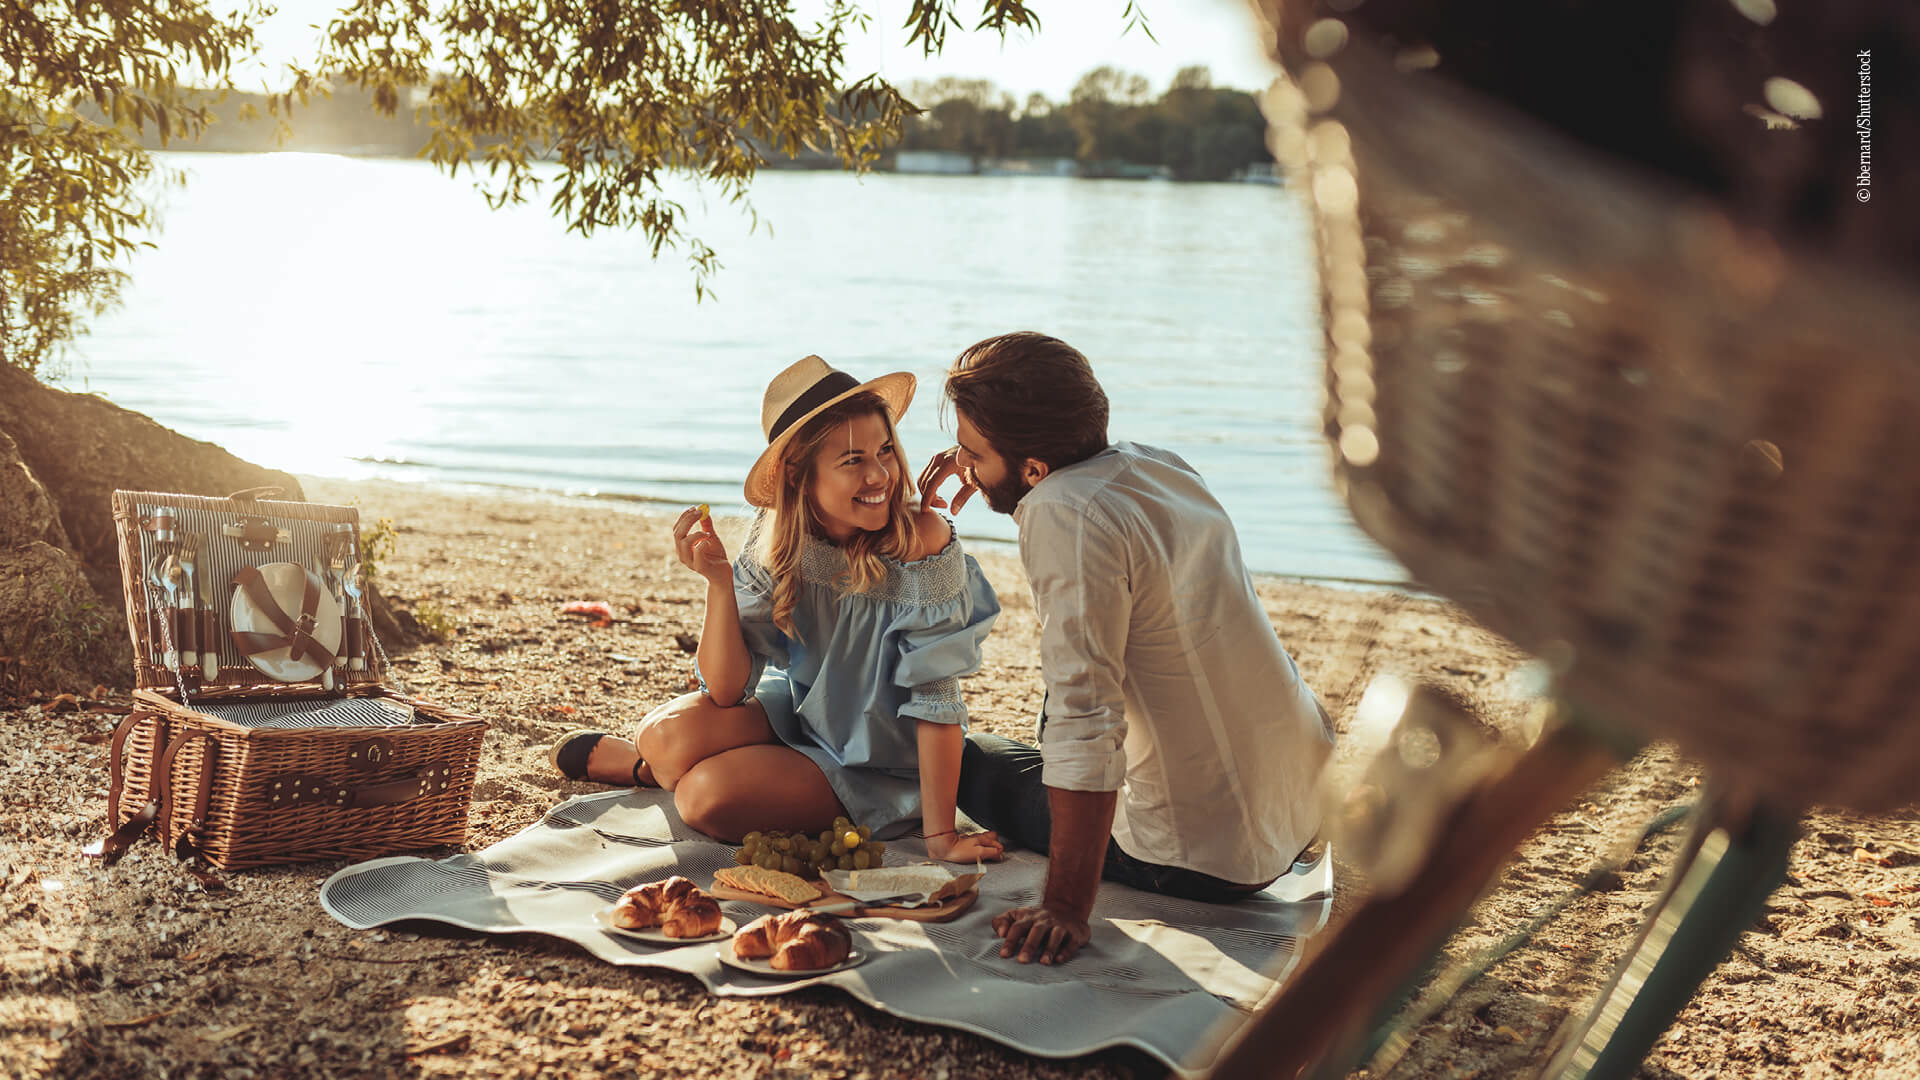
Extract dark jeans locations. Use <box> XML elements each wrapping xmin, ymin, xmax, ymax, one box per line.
<box><xmin>957</xmin><ymin>732</ymin><xmax>1274</xmax><ymax>905</ymax></box>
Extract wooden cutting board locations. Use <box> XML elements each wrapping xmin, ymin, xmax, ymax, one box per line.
<box><xmin>708</xmin><ymin>882</ymin><xmax>979</xmax><ymax>922</ymax></box>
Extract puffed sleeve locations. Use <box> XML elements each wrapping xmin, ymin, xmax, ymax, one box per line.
<box><xmin>697</xmin><ymin>551</ymin><xmax>789</xmax><ymax>706</ymax></box>
<box><xmin>892</xmin><ymin>551</ymin><xmax>1001</xmax><ymax>726</ymax></box>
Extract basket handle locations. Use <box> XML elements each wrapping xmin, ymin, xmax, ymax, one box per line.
<box><xmin>85</xmin><ymin>712</ymin><xmax>163</xmax><ymax>864</ymax></box>
<box><xmin>83</xmin><ymin>714</ymin><xmax>214</xmax><ymax>866</ymax></box>
<box><xmin>268</xmin><ymin>762</ymin><xmax>454</xmax><ymax>810</ymax></box>
<box><xmin>101</xmin><ymin>710</ymin><xmax>146</xmax><ymax>831</ymax></box>
<box><xmin>226</xmin><ymin>486</ymin><xmax>285</xmax><ymax>503</ymax></box>
<box><xmin>155</xmin><ymin>730</ymin><xmax>218</xmax><ymax>859</ymax></box>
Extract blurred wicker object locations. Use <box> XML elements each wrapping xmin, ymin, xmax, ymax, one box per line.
<box><xmin>1260</xmin><ymin>3</ymin><xmax>1920</xmax><ymax>810</ymax></box>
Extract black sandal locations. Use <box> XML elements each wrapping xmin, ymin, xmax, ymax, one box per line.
<box><xmin>549</xmin><ymin>729</ymin><xmax>646</xmax><ymax>786</ymax></box>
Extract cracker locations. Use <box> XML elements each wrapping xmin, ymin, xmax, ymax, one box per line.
<box><xmin>714</xmin><ymin>866</ymin><xmax>820</xmax><ymax>905</ymax></box>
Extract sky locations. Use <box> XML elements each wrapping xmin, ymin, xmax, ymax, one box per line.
<box><xmin>241</xmin><ymin>0</ymin><xmax>1282</xmax><ymax>103</ymax></box>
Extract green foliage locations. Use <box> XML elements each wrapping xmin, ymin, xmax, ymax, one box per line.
<box><xmin>901</xmin><ymin>64</ymin><xmax>1274</xmax><ymax>181</ymax></box>
<box><xmin>311</xmin><ymin>0</ymin><xmax>932</xmax><ymax>298</ymax></box>
<box><xmin>1</xmin><ymin>1</ymin><xmax>267</xmax><ymax>376</ymax></box>
<box><xmin>2</xmin><ymin>1</ymin><xmax>1057</xmax><ymax>375</ymax></box>
<box><xmin>359</xmin><ymin>516</ymin><xmax>399</xmax><ymax>584</ymax></box>
<box><xmin>412</xmin><ymin>601</ymin><xmax>457</xmax><ymax>644</ymax></box>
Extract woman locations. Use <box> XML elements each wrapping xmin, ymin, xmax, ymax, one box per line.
<box><xmin>551</xmin><ymin>356</ymin><xmax>1005</xmax><ymax>864</ymax></box>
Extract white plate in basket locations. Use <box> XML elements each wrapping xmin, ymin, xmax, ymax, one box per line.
<box><xmin>229</xmin><ymin>562</ymin><xmax>343</xmax><ymax>683</ymax></box>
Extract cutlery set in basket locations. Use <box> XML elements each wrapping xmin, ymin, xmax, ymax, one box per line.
<box><xmin>89</xmin><ymin>488</ymin><xmax>487</xmax><ymax>871</ymax></box>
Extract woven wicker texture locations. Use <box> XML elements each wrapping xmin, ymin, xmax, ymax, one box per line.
<box><xmin>106</xmin><ymin>489</ymin><xmax>486</xmax><ymax>869</ymax></box>
<box><xmin>111</xmin><ymin>688</ymin><xmax>486</xmax><ymax>870</ymax></box>
<box><xmin>1259</xmin><ymin>3</ymin><xmax>1920</xmax><ymax>810</ymax></box>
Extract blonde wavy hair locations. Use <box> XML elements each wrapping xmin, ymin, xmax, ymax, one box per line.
<box><xmin>749</xmin><ymin>391</ymin><xmax>916</xmax><ymax>638</ymax></box>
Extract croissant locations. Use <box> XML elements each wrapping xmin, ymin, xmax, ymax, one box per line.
<box><xmin>732</xmin><ymin>910</ymin><xmax>852</xmax><ymax>970</ymax></box>
<box><xmin>660</xmin><ymin>893</ymin><xmax>722</xmax><ymax>938</ymax></box>
<box><xmin>611</xmin><ymin>876</ymin><xmax>722</xmax><ymax>937</ymax></box>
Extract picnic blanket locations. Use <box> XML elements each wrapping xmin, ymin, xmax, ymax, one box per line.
<box><xmin>318</xmin><ymin>789</ymin><xmax>1332</xmax><ymax>1075</ymax></box>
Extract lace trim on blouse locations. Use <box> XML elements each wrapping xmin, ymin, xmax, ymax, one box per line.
<box><xmin>741</xmin><ymin>514</ymin><xmax>965</xmax><ymax>608</ymax></box>
<box><xmin>912</xmin><ymin>676</ymin><xmax>963</xmax><ymax>708</ymax></box>
<box><xmin>797</xmin><ymin>520</ymin><xmax>964</xmax><ymax>607</ymax></box>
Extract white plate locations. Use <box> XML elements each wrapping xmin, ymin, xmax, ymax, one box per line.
<box><xmin>229</xmin><ymin>562</ymin><xmax>344</xmax><ymax>683</ymax></box>
<box><xmin>594</xmin><ymin>907</ymin><xmax>736</xmax><ymax>945</ymax></box>
<box><xmin>716</xmin><ymin>946</ymin><xmax>868</xmax><ymax>978</ymax></box>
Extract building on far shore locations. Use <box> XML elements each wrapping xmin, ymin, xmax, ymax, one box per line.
<box><xmin>980</xmin><ymin>157</ymin><xmax>1077</xmax><ymax>178</ymax></box>
<box><xmin>894</xmin><ymin>149</ymin><xmax>977</xmax><ymax>175</ymax></box>
<box><xmin>1078</xmin><ymin>160</ymin><xmax>1175</xmax><ymax>181</ymax></box>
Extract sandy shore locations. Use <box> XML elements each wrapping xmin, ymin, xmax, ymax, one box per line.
<box><xmin>4</xmin><ymin>476</ymin><xmax>1918</xmax><ymax>1079</ymax></box>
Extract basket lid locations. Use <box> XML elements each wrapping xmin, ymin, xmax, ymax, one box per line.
<box><xmin>110</xmin><ymin>490</ymin><xmax>384</xmax><ymax>693</ymax></box>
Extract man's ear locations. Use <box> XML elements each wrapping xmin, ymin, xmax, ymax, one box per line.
<box><xmin>1021</xmin><ymin>458</ymin><xmax>1050</xmax><ymax>486</ymax></box>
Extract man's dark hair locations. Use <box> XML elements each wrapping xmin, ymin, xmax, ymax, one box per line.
<box><xmin>944</xmin><ymin>332</ymin><xmax>1110</xmax><ymax>471</ymax></box>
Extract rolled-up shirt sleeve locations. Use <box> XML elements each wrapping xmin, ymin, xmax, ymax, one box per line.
<box><xmin>1023</xmin><ymin>500</ymin><xmax>1132</xmax><ymax>792</ymax></box>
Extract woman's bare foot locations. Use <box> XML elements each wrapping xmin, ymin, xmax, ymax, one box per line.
<box><xmin>584</xmin><ymin>736</ymin><xmax>653</xmax><ymax>787</ymax></box>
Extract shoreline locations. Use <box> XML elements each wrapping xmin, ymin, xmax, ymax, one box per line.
<box><xmin>297</xmin><ymin>470</ymin><xmax>1419</xmax><ymax>593</ymax></box>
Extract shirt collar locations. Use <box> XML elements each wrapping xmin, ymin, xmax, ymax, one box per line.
<box><xmin>1012</xmin><ymin>443</ymin><xmax>1118</xmax><ymax>526</ymax></box>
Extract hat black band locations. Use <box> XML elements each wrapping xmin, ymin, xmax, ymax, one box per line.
<box><xmin>768</xmin><ymin>370</ymin><xmax>861</xmax><ymax>443</ymax></box>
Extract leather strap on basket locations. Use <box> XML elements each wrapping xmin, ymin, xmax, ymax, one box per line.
<box><xmin>153</xmin><ymin>731</ymin><xmax>226</xmax><ymax>890</ymax></box>
<box><xmin>84</xmin><ymin>712</ymin><xmax>161</xmax><ymax>864</ymax></box>
<box><xmin>155</xmin><ymin>731</ymin><xmax>216</xmax><ymax>854</ymax></box>
<box><xmin>83</xmin><ymin>716</ymin><xmax>224</xmax><ymax>891</ymax></box>
<box><xmin>268</xmin><ymin>762</ymin><xmax>454</xmax><ymax>810</ymax></box>
<box><xmin>229</xmin><ymin>565</ymin><xmax>337</xmax><ymax>669</ymax></box>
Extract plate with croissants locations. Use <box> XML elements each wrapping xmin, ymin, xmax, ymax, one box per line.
<box><xmin>598</xmin><ymin>876</ymin><xmax>735</xmax><ymax>944</ymax></box>
<box><xmin>717</xmin><ymin>910</ymin><xmax>866</xmax><ymax>977</ymax></box>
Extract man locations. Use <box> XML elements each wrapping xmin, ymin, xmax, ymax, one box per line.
<box><xmin>918</xmin><ymin>331</ymin><xmax>1334</xmax><ymax>966</ymax></box>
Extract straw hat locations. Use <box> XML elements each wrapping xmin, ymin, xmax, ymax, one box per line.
<box><xmin>743</xmin><ymin>356</ymin><xmax>916</xmax><ymax>508</ymax></box>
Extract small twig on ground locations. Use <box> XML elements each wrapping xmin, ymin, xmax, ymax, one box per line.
<box><xmin>324</xmin><ymin>952</ymin><xmax>465</xmax><ymax>964</ymax></box>
<box><xmin>404</xmin><ymin>1032</ymin><xmax>472</xmax><ymax>1057</ymax></box>
<box><xmin>101</xmin><ymin>1007</ymin><xmax>186</xmax><ymax>1029</ymax></box>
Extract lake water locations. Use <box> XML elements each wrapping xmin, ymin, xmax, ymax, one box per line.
<box><xmin>55</xmin><ymin>152</ymin><xmax>1404</xmax><ymax>583</ymax></box>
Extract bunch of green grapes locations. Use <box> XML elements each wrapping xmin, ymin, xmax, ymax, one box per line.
<box><xmin>734</xmin><ymin>817</ymin><xmax>884</xmax><ymax>877</ymax></box>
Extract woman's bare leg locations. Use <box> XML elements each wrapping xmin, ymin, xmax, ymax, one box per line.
<box><xmin>581</xmin><ymin>692</ymin><xmax>776</xmax><ymax>790</ymax></box>
<box><xmin>672</xmin><ymin>745</ymin><xmax>847</xmax><ymax>842</ymax></box>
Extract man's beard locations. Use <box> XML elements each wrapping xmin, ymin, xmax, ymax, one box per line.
<box><xmin>976</xmin><ymin>470</ymin><xmax>1031</xmax><ymax>515</ymax></box>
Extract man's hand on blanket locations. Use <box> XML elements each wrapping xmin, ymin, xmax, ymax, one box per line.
<box><xmin>926</xmin><ymin>829</ymin><xmax>1005</xmax><ymax>864</ymax></box>
<box><xmin>993</xmin><ymin>904</ymin><xmax>1092</xmax><ymax>965</ymax></box>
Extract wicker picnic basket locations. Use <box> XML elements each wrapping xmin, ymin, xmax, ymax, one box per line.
<box><xmin>93</xmin><ymin>489</ymin><xmax>486</xmax><ymax>870</ymax></box>
<box><xmin>1261</xmin><ymin>3</ymin><xmax>1920</xmax><ymax>811</ymax></box>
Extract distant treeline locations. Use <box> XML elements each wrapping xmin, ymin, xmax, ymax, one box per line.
<box><xmin>120</xmin><ymin>65</ymin><xmax>1274</xmax><ymax>182</ymax></box>
<box><xmin>898</xmin><ymin>66</ymin><xmax>1273</xmax><ymax>181</ymax></box>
